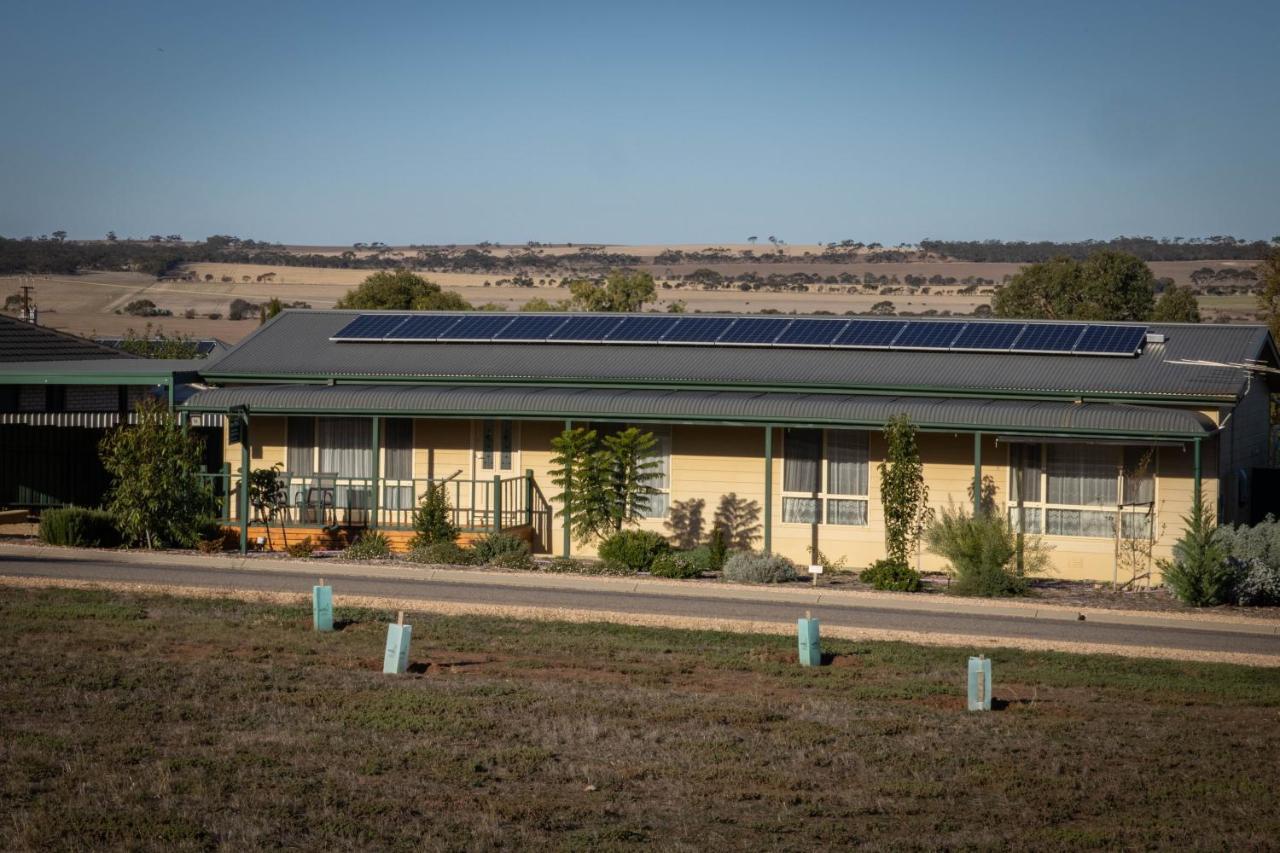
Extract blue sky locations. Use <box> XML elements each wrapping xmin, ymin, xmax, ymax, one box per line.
<box><xmin>2</xmin><ymin>0</ymin><xmax>1277</xmax><ymax>245</ymax></box>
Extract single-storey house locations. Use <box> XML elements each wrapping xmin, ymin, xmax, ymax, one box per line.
<box><xmin>179</xmin><ymin>309</ymin><xmax>1279</xmax><ymax>583</ymax></box>
<box><xmin>0</xmin><ymin>314</ymin><xmax>221</xmax><ymax>508</ymax></box>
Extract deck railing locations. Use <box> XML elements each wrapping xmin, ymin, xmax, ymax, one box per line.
<box><xmin>201</xmin><ymin>468</ymin><xmax>551</xmax><ymax>544</ymax></box>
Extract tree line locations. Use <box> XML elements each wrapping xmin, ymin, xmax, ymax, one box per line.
<box><xmin>920</xmin><ymin>236</ymin><xmax>1278</xmax><ymax>263</ymax></box>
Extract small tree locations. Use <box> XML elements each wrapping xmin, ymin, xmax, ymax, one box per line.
<box><xmin>1158</xmin><ymin>499</ymin><xmax>1232</xmax><ymax>606</ymax></box>
<box><xmin>99</xmin><ymin>397</ymin><xmax>215</xmax><ymax>548</ymax></box>
<box><xmin>248</xmin><ymin>463</ymin><xmax>288</xmax><ymax>550</ymax></box>
<box><xmin>550</xmin><ymin>426</ymin><xmax>660</xmax><ymax>543</ymax></box>
<box><xmin>879</xmin><ymin>415</ymin><xmax>931</xmax><ymax>567</ymax></box>
<box><xmin>336</xmin><ymin>269</ymin><xmax>472</xmax><ymax>311</ymax></box>
<box><xmin>410</xmin><ymin>481</ymin><xmax>459</xmax><ymax>547</ymax></box>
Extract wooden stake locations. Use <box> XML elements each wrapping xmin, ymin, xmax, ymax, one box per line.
<box><xmin>805</xmin><ymin>610</ymin><xmax>811</xmax><ymax>620</ymax></box>
<box><xmin>397</xmin><ymin>610</ymin><xmax>405</xmax><ymax>626</ymax></box>
<box><xmin>319</xmin><ymin>578</ymin><xmax>325</xmax><ymax>587</ymax></box>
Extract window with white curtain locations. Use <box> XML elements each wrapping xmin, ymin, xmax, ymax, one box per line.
<box><xmin>318</xmin><ymin>418</ymin><xmax>373</xmax><ymax>478</ymax></box>
<box><xmin>1008</xmin><ymin>443</ymin><xmax>1157</xmax><ymax>538</ymax></box>
<box><xmin>637</xmin><ymin>426</ymin><xmax>671</xmax><ymax>519</ymax></box>
<box><xmin>782</xmin><ymin>428</ymin><xmax>868</xmax><ymax>525</ymax></box>
<box><xmin>382</xmin><ymin>418</ymin><xmax>414</xmax><ymax>510</ymax></box>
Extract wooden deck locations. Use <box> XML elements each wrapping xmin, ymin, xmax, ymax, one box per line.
<box><xmin>230</xmin><ymin>524</ymin><xmax>538</xmax><ymax>554</ymax></box>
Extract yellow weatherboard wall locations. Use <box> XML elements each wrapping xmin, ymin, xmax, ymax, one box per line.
<box><xmin>227</xmin><ymin>414</ymin><xmax>1214</xmax><ymax>583</ymax></box>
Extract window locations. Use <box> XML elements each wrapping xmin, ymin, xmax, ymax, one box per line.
<box><xmin>318</xmin><ymin>418</ymin><xmax>372</xmax><ymax>478</ymax></box>
<box><xmin>588</xmin><ymin>423</ymin><xmax>671</xmax><ymax>519</ymax></box>
<box><xmin>782</xmin><ymin>428</ymin><xmax>868</xmax><ymax>525</ymax></box>
<box><xmin>476</xmin><ymin>420</ymin><xmax>516</xmax><ymax>473</ymax></box>
<box><xmin>286</xmin><ymin>417</ymin><xmax>315</xmax><ymax>478</ymax></box>
<box><xmin>1008</xmin><ymin>443</ymin><xmax>1157</xmax><ymax>538</ymax></box>
<box><xmin>638</xmin><ymin>426</ymin><xmax>670</xmax><ymax>519</ymax></box>
<box><xmin>383</xmin><ymin>418</ymin><xmax>414</xmax><ymax>510</ymax></box>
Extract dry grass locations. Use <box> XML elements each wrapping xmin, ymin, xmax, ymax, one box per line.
<box><xmin>1</xmin><ymin>586</ymin><xmax>1278</xmax><ymax>850</ymax></box>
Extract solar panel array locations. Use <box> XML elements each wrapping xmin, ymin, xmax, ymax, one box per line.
<box><xmin>331</xmin><ymin>314</ymin><xmax>1149</xmax><ymax>356</ymax></box>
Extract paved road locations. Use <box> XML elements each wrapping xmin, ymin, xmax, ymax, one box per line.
<box><xmin>4</xmin><ymin>550</ymin><xmax>1279</xmax><ymax>659</ymax></box>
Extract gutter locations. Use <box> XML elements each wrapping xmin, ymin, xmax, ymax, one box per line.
<box><xmin>195</xmin><ymin>372</ymin><xmax>1242</xmax><ymax>407</ymax></box>
<box><xmin>176</xmin><ymin>400</ymin><xmax>1215</xmax><ymax>441</ymax></box>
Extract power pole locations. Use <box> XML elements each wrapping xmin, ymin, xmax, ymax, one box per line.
<box><xmin>20</xmin><ymin>283</ymin><xmax>35</xmax><ymax>324</ymax></box>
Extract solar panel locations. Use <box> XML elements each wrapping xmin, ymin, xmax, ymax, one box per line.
<box><xmin>384</xmin><ymin>314</ymin><xmax>465</xmax><ymax>340</ymax></box>
<box><xmin>659</xmin><ymin>316</ymin><xmax>736</xmax><ymax>343</ymax></box>
<box><xmin>835</xmin><ymin>320</ymin><xmax>908</xmax><ymax>348</ymax></box>
<box><xmin>435</xmin><ymin>314</ymin><xmax>517</xmax><ymax>341</ymax></box>
<box><xmin>774</xmin><ymin>319</ymin><xmax>849</xmax><ymax>347</ymax></box>
<box><xmin>716</xmin><ymin>317</ymin><xmax>794</xmax><ymax>345</ymax></box>
<box><xmin>546</xmin><ymin>315</ymin><xmax>626</xmax><ymax>342</ymax></box>
<box><xmin>950</xmin><ymin>322</ymin><xmax>1026</xmax><ymax>352</ymax></box>
<box><xmin>332</xmin><ymin>314</ymin><xmax>411</xmax><ymax>340</ymax></box>
<box><xmin>1011</xmin><ymin>323</ymin><xmax>1087</xmax><ymax>353</ymax></box>
<box><xmin>1073</xmin><ymin>325</ymin><xmax>1147</xmax><ymax>355</ymax></box>
<box><xmin>604</xmin><ymin>316</ymin><xmax>682</xmax><ymax>343</ymax></box>
<box><xmin>891</xmin><ymin>321</ymin><xmax>966</xmax><ymax>350</ymax></box>
<box><xmin>491</xmin><ymin>315</ymin><xmax>570</xmax><ymax>341</ymax></box>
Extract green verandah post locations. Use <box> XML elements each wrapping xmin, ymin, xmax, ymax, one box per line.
<box><xmin>239</xmin><ymin>412</ymin><xmax>250</xmax><ymax>555</ymax></box>
<box><xmin>370</xmin><ymin>416</ymin><xmax>380</xmax><ymax>529</ymax></box>
<box><xmin>562</xmin><ymin>419</ymin><xmax>572</xmax><ymax>558</ymax></box>
<box><xmin>1192</xmin><ymin>436</ymin><xmax>1203</xmax><ymax>512</ymax></box>
<box><xmin>973</xmin><ymin>431</ymin><xmax>983</xmax><ymax>516</ymax></box>
<box><xmin>492</xmin><ymin>474</ymin><xmax>503</xmax><ymax>534</ymax></box>
<box><xmin>763</xmin><ymin>425</ymin><xmax>773</xmax><ymax>553</ymax></box>
<box><xmin>524</xmin><ymin>468</ymin><xmax>534</xmax><ymax>528</ymax></box>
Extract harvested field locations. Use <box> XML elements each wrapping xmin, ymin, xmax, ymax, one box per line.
<box><xmin>1</xmin><ymin>585</ymin><xmax>1277</xmax><ymax>849</ymax></box>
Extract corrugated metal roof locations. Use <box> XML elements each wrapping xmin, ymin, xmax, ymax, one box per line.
<box><xmin>182</xmin><ymin>384</ymin><xmax>1215</xmax><ymax>437</ymax></box>
<box><xmin>0</xmin><ymin>358</ymin><xmax>207</xmax><ymax>381</ymax></box>
<box><xmin>0</xmin><ymin>314</ymin><xmax>135</xmax><ymax>362</ymax></box>
<box><xmin>202</xmin><ymin>310</ymin><xmax>1272</xmax><ymax>401</ymax></box>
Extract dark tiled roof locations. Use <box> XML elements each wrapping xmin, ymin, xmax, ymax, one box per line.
<box><xmin>203</xmin><ymin>310</ymin><xmax>1275</xmax><ymax>402</ymax></box>
<box><xmin>0</xmin><ymin>314</ymin><xmax>134</xmax><ymax>362</ymax></box>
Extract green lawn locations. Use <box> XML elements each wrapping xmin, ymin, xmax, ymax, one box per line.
<box><xmin>2</xmin><ymin>586</ymin><xmax>1278</xmax><ymax>850</ymax></box>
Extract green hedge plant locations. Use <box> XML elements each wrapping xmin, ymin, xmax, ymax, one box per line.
<box><xmin>344</xmin><ymin>531</ymin><xmax>392</xmax><ymax>560</ymax></box>
<box><xmin>38</xmin><ymin>507</ymin><xmax>121</xmax><ymax>548</ymax></box>
<box><xmin>471</xmin><ymin>533</ymin><xmax>531</xmax><ymax>569</ymax></box>
<box><xmin>649</xmin><ymin>553</ymin><xmax>702</xmax><ymax>579</ymax></box>
<box><xmin>925</xmin><ymin>505</ymin><xmax>1049</xmax><ymax>597</ymax></box>
<box><xmin>598</xmin><ymin>529</ymin><xmax>669</xmax><ymax>573</ymax></box>
<box><xmin>859</xmin><ymin>559</ymin><xmax>922</xmax><ymax>592</ymax></box>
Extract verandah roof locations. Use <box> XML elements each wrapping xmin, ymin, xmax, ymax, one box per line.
<box><xmin>181</xmin><ymin>384</ymin><xmax>1215</xmax><ymax>440</ymax></box>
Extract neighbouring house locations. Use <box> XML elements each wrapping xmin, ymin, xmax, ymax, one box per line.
<box><xmin>0</xmin><ymin>314</ymin><xmax>222</xmax><ymax>509</ymax></box>
<box><xmin>175</xmin><ymin>309</ymin><xmax>1278</xmax><ymax>584</ymax></box>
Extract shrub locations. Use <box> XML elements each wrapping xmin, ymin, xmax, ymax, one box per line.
<box><xmin>706</xmin><ymin>527</ymin><xmax>728</xmax><ymax>571</ymax></box>
<box><xmin>38</xmin><ymin>507</ymin><xmax>121</xmax><ymax>548</ymax></box>
<box><xmin>722</xmin><ymin>551</ymin><xmax>797</xmax><ymax>584</ymax></box>
<box><xmin>1216</xmin><ymin>516</ymin><xmax>1280</xmax><ymax>605</ymax></box>
<box><xmin>99</xmin><ymin>398</ymin><xmax>215</xmax><ymax>549</ymax></box>
<box><xmin>1231</xmin><ymin>556</ymin><xmax>1280</xmax><ymax>606</ymax></box>
<box><xmin>408</xmin><ymin>482</ymin><xmax>459</xmax><ymax>548</ymax></box>
<box><xmin>649</xmin><ymin>553</ymin><xmax>702</xmax><ymax>579</ymax></box>
<box><xmin>285</xmin><ymin>537</ymin><xmax>316</xmax><ymax>558</ymax></box>
<box><xmin>925</xmin><ymin>505</ymin><xmax>1049</xmax><ymax>597</ymax></box>
<box><xmin>406</xmin><ymin>541</ymin><xmax>474</xmax><ymax>566</ymax></box>
<box><xmin>544</xmin><ymin>556</ymin><xmax>632</xmax><ymax>576</ymax></box>
<box><xmin>470</xmin><ymin>533</ymin><xmax>531</xmax><ymax>569</ymax></box>
<box><xmin>598</xmin><ymin>529</ymin><xmax>669</xmax><ymax>573</ymax></box>
<box><xmin>1159</xmin><ymin>502</ymin><xmax>1232</xmax><ymax>606</ymax></box>
<box><xmin>196</xmin><ymin>536</ymin><xmax>227</xmax><ymax>554</ymax></box>
<box><xmin>344</xmin><ymin>531</ymin><xmax>392</xmax><ymax>560</ymax></box>
<box><xmin>859</xmin><ymin>559</ymin><xmax>921</xmax><ymax>592</ymax></box>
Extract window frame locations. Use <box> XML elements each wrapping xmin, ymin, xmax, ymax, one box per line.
<box><xmin>780</xmin><ymin>428</ymin><xmax>870</xmax><ymax>527</ymax></box>
<box><xmin>1006</xmin><ymin>443</ymin><xmax>1158</xmax><ymax>539</ymax></box>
